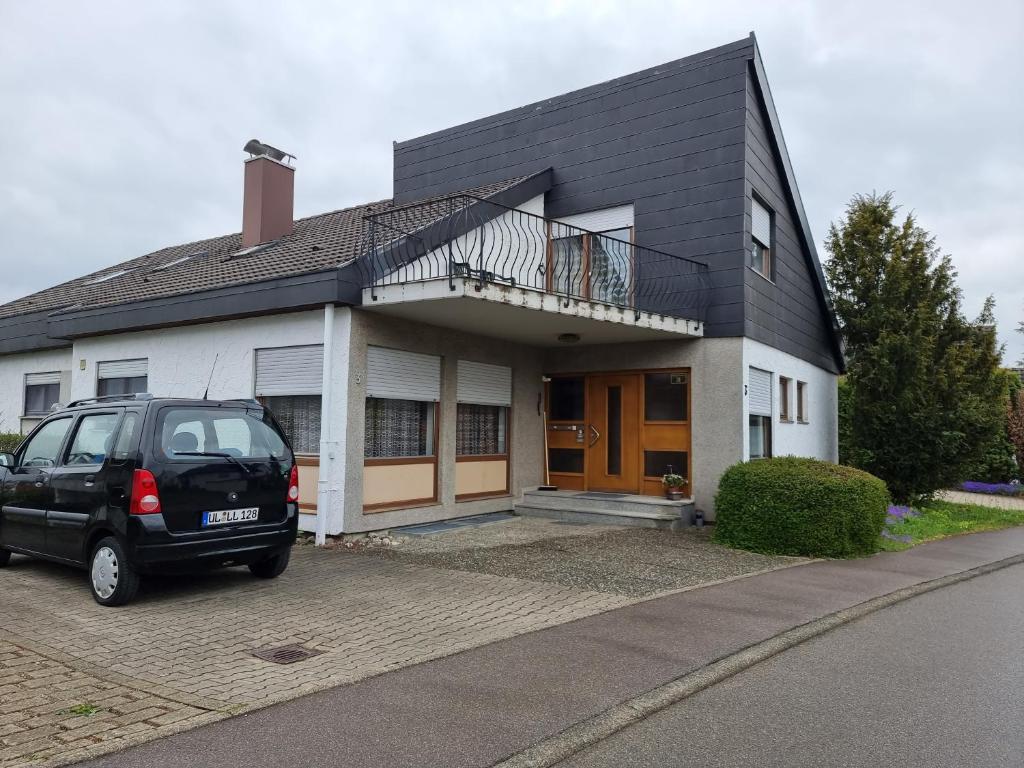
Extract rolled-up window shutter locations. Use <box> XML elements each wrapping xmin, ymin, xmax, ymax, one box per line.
<box><xmin>255</xmin><ymin>345</ymin><xmax>324</xmax><ymax>396</ymax></box>
<box><xmin>556</xmin><ymin>204</ymin><xmax>634</xmax><ymax>233</ymax></box>
<box><xmin>752</xmin><ymin>199</ymin><xmax>772</xmax><ymax>246</ymax></box>
<box><xmin>25</xmin><ymin>372</ymin><xmax>61</xmax><ymax>386</ymax></box>
<box><xmin>97</xmin><ymin>359</ymin><xmax>148</xmax><ymax>379</ymax></box>
<box><xmin>457</xmin><ymin>361</ymin><xmax>511</xmax><ymax>406</ymax></box>
<box><xmin>367</xmin><ymin>346</ymin><xmax>440</xmax><ymax>401</ymax></box>
<box><xmin>748</xmin><ymin>367</ymin><xmax>773</xmax><ymax>417</ymax></box>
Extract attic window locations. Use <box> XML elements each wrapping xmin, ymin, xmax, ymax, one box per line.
<box><xmin>750</xmin><ymin>197</ymin><xmax>773</xmax><ymax>280</ymax></box>
<box><xmin>230</xmin><ymin>242</ymin><xmax>275</xmax><ymax>260</ymax></box>
<box><xmin>152</xmin><ymin>251</ymin><xmax>205</xmax><ymax>272</ymax></box>
<box><xmin>87</xmin><ymin>269</ymin><xmax>132</xmax><ymax>284</ymax></box>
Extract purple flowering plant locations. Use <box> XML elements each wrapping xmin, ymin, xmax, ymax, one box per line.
<box><xmin>881</xmin><ymin>504</ymin><xmax>920</xmax><ymax>547</ymax></box>
<box><xmin>959</xmin><ymin>481</ymin><xmax>1023</xmax><ymax>497</ymax></box>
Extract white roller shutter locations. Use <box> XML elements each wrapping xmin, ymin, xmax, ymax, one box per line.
<box><xmin>97</xmin><ymin>359</ymin><xmax>148</xmax><ymax>379</ymax></box>
<box><xmin>457</xmin><ymin>361</ymin><xmax>511</xmax><ymax>407</ymax></box>
<box><xmin>555</xmin><ymin>204</ymin><xmax>634</xmax><ymax>233</ymax></box>
<box><xmin>748</xmin><ymin>367</ymin><xmax>773</xmax><ymax>417</ymax></box>
<box><xmin>752</xmin><ymin>199</ymin><xmax>772</xmax><ymax>246</ymax></box>
<box><xmin>25</xmin><ymin>372</ymin><xmax>61</xmax><ymax>386</ymax></box>
<box><xmin>367</xmin><ymin>346</ymin><xmax>440</xmax><ymax>402</ymax></box>
<box><xmin>255</xmin><ymin>345</ymin><xmax>324</xmax><ymax>396</ymax></box>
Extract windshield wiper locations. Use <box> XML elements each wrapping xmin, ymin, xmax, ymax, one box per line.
<box><xmin>173</xmin><ymin>451</ymin><xmax>252</xmax><ymax>474</ymax></box>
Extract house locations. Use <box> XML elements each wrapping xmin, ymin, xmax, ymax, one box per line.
<box><xmin>0</xmin><ymin>34</ymin><xmax>843</xmax><ymax>537</ymax></box>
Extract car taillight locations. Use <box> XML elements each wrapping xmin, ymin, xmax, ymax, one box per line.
<box><xmin>287</xmin><ymin>465</ymin><xmax>299</xmax><ymax>503</ymax></box>
<box><xmin>130</xmin><ymin>469</ymin><xmax>162</xmax><ymax>515</ymax></box>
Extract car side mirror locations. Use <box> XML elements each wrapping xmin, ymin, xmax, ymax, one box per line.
<box><xmin>0</xmin><ymin>452</ymin><xmax>14</xmax><ymax>468</ymax></box>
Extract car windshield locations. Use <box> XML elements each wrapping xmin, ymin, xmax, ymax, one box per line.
<box><xmin>155</xmin><ymin>407</ymin><xmax>288</xmax><ymax>461</ymax></box>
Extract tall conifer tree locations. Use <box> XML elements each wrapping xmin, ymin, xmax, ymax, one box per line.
<box><xmin>826</xmin><ymin>193</ymin><xmax>1006</xmax><ymax>501</ymax></box>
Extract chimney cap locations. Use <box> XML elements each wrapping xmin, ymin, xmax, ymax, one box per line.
<box><xmin>243</xmin><ymin>139</ymin><xmax>296</xmax><ymax>165</ymax></box>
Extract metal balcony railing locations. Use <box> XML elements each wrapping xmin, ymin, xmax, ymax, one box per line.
<box><xmin>357</xmin><ymin>195</ymin><xmax>711</xmax><ymax>322</ymax></box>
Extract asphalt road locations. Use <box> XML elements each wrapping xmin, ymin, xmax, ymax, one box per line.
<box><xmin>73</xmin><ymin>529</ymin><xmax>1024</xmax><ymax>768</ymax></box>
<box><xmin>562</xmin><ymin>563</ymin><xmax>1024</xmax><ymax>768</ymax></box>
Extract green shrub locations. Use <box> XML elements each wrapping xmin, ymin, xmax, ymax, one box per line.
<box><xmin>713</xmin><ymin>457</ymin><xmax>890</xmax><ymax>558</ymax></box>
<box><xmin>0</xmin><ymin>433</ymin><xmax>22</xmax><ymax>454</ymax></box>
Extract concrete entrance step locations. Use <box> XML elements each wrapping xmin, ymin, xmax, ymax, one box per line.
<box><xmin>516</xmin><ymin>489</ymin><xmax>693</xmax><ymax>530</ymax></box>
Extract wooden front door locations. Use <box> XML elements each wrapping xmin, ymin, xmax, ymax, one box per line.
<box><xmin>585</xmin><ymin>374</ymin><xmax>641</xmax><ymax>493</ymax></box>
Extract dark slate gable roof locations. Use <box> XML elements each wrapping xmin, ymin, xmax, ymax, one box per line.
<box><xmin>0</xmin><ymin>175</ymin><xmax>533</xmax><ymax>322</ymax></box>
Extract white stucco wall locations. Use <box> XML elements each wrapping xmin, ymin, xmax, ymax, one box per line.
<box><xmin>742</xmin><ymin>337</ymin><xmax>838</xmax><ymax>462</ymax></box>
<box><xmin>0</xmin><ymin>348</ymin><xmax>74</xmax><ymax>434</ymax></box>
<box><xmin>66</xmin><ymin>308</ymin><xmax>352</xmax><ymax>535</ymax></box>
<box><xmin>69</xmin><ymin>312</ymin><xmax>322</xmax><ymax>401</ymax></box>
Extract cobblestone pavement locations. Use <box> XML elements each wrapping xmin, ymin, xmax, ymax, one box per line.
<box><xmin>940</xmin><ymin>489</ymin><xmax>1024</xmax><ymax>511</ymax></box>
<box><xmin>2</xmin><ymin>542</ymin><xmax>634</xmax><ymax>767</ymax></box>
<box><xmin>0</xmin><ymin>639</ymin><xmax>216</xmax><ymax>768</ymax></box>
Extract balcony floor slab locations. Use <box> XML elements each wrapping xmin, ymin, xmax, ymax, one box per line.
<box><xmin>360</xmin><ymin>278</ymin><xmax>703</xmax><ymax>346</ymax></box>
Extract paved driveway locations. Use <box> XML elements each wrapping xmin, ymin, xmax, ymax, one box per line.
<box><xmin>2</xmin><ymin>543</ymin><xmax>631</xmax><ymax>767</ymax></box>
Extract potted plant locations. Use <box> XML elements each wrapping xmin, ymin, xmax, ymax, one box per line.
<box><xmin>662</xmin><ymin>473</ymin><xmax>687</xmax><ymax>500</ymax></box>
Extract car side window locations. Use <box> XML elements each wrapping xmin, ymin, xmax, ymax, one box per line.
<box><xmin>65</xmin><ymin>413</ymin><xmax>122</xmax><ymax>466</ymax></box>
<box><xmin>110</xmin><ymin>412</ymin><xmax>140</xmax><ymax>461</ymax></box>
<box><xmin>19</xmin><ymin>418</ymin><xmax>73</xmax><ymax>468</ymax></box>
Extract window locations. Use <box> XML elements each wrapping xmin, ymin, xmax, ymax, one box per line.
<box><xmin>97</xmin><ymin>359</ymin><xmax>148</xmax><ymax>397</ymax></box>
<box><xmin>548</xmin><ymin>216</ymin><xmax>634</xmax><ymax>305</ymax></box>
<box><xmin>260</xmin><ymin>395</ymin><xmax>322</xmax><ymax>454</ymax></box>
<box><xmin>19</xmin><ymin>418</ymin><xmax>72</xmax><ymax>468</ymax></box>
<box><xmin>749</xmin><ymin>415</ymin><xmax>772</xmax><ymax>460</ymax></box>
<box><xmin>65</xmin><ymin>413</ymin><xmax>121</xmax><ymax>466</ymax></box>
<box><xmin>457</xmin><ymin>404</ymin><xmax>508</xmax><ymax>456</ymax></box>
<box><xmin>155</xmin><ymin>407</ymin><xmax>286</xmax><ymax>460</ymax></box>
<box><xmin>644</xmin><ymin>372</ymin><xmax>687</xmax><ymax>421</ymax></box>
<box><xmin>549</xmin><ymin>377</ymin><xmax>585</xmax><ymax>421</ymax></box>
<box><xmin>548</xmin><ymin>448</ymin><xmax>584</xmax><ymax>474</ymax></box>
<box><xmin>644</xmin><ymin>450</ymin><xmax>688</xmax><ymax>479</ymax></box>
<box><xmin>24</xmin><ymin>373</ymin><xmax>61</xmax><ymax>417</ymax></box>
<box><xmin>456</xmin><ymin>360</ymin><xmax>512</xmax><ymax>458</ymax></box>
<box><xmin>111</xmin><ymin>412</ymin><xmax>139</xmax><ymax>461</ymax></box>
<box><xmin>750</xmin><ymin>198</ymin><xmax>772</xmax><ymax>279</ymax></box>
<box><xmin>779</xmin><ymin>377</ymin><xmax>793</xmax><ymax>422</ymax></box>
<box><xmin>748</xmin><ymin>367</ymin><xmax>773</xmax><ymax>460</ymax></box>
<box><xmin>365</xmin><ymin>398</ymin><xmax>436</xmax><ymax>458</ymax></box>
<box><xmin>797</xmin><ymin>381</ymin><xmax>808</xmax><ymax>423</ymax></box>
<box><xmin>255</xmin><ymin>345</ymin><xmax>325</xmax><ymax>456</ymax></box>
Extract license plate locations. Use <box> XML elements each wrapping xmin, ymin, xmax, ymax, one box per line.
<box><xmin>202</xmin><ymin>508</ymin><xmax>259</xmax><ymax>527</ymax></box>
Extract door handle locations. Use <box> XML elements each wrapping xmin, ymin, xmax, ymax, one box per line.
<box><xmin>84</xmin><ymin>475</ymin><xmax>96</xmax><ymax>487</ymax></box>
<box><xmin>588</xmin><ymin>424</ymin><xmax>601</xmax><ymax>447</ymax></box>
<box><xmin>34</xmin><ymin>480</ymin><xmax>44</xmax><ymax>488</ymax></box>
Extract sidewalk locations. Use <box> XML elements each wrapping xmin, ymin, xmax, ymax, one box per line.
<box><xmin>77</xmin><ymin>526</ymin><xmax>1024</xmax><ymax>768</ymax></box>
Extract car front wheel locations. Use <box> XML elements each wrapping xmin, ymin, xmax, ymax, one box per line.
<box><xmin>248</xmin><ymin>547</ymin><xmax>291</xmax><ymax>579</ymax></box>
<box><xmin>90</xmin><ymin>536</ymin><xmax>140</xmax><ymax>606</ymax></box>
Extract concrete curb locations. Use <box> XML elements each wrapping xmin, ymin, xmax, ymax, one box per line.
<box><xmin>491</xmin><ymin>552</ymin><xmax>1024</xmax><ymax>768</ymax></box>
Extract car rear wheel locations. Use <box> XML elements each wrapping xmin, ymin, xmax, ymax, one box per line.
<box><xmin>0</xmin><ymin>548</ymin><xmax>10</xmax><ymax>568</ymax></box>
<box><xmin>90</xmin><ymin>537</ymin><xmax>140</xmax><ymax>607</ymax></box>
<box><xmin>248</xmin><ymin>547</ymin><xmax>291</xmax><ymax>579</ymax></box>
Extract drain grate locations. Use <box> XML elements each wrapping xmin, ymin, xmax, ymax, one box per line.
<box><xmin>251</xmin><ymin>644</ymin><xmax>323</xmax><ymax>665</ymax></box>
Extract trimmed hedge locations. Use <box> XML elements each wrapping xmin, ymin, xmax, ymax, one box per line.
<box><xmin>713</xmin><ymin>457</ymin><xmax>889</xmax><ymax>558</ymax></box>
<box><xmin>0</xmin><ymin>433</ymin><xmax>22</xmax><ymax>454</ymax></box>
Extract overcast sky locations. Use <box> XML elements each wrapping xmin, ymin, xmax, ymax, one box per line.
<box><xmin>1</xmin><ymin>0</ymin><xmax>1021</xmax><ymax>363</ymax></box>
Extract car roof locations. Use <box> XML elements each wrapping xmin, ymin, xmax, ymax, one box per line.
<box><xmin>57</xmin><ymin>396</ymin><xmax>264</xmax><ymax>413</ymax></box>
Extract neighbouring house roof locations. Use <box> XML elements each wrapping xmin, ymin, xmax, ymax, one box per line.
<box><xmin>0</xmin><ymin>174</ymin><xmax>542</xmax><ymax>323</ymax></box>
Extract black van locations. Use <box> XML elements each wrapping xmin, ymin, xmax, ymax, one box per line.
<box><xmin>0</xmin><ymin>395</ymin><xmax>299</xmax><ymax>606</ymax></box>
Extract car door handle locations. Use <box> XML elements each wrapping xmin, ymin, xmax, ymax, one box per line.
<box><xmin>34</xmin><ymin>480</ymin><xmax>45</xmax><ymax>488</ymax></box>
<box><xmin>588</xmin><ymin>424</ymin><xmax>601</xmax><ymax>447</ymax></box>
<box><xmin>84</xmin><ymin>475</ymin><xmax>96</xmax><ymax>487</ymax></box>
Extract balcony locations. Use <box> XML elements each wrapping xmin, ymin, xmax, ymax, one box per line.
<box><xmin>355</xmin><ymin>195</ymin><xmax>711</xmax><ymax>345</ymax></box>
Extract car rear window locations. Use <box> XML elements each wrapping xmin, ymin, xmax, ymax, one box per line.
<box><xmin>155</xmin><ymin>407</ymin><xmax>288</xmax><ymax>461</ymax></box>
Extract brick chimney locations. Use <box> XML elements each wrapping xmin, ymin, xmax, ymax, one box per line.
<box><xmin>241</xmin><ymin>139</ymin><xmax>295</xmax><ymax>248</ymax></box>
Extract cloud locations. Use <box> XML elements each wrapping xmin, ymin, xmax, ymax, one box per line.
<box><xmin>1</xmin><ymin>0</ymin><xmax>1021</xmax><ymax>362</ymax></box>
